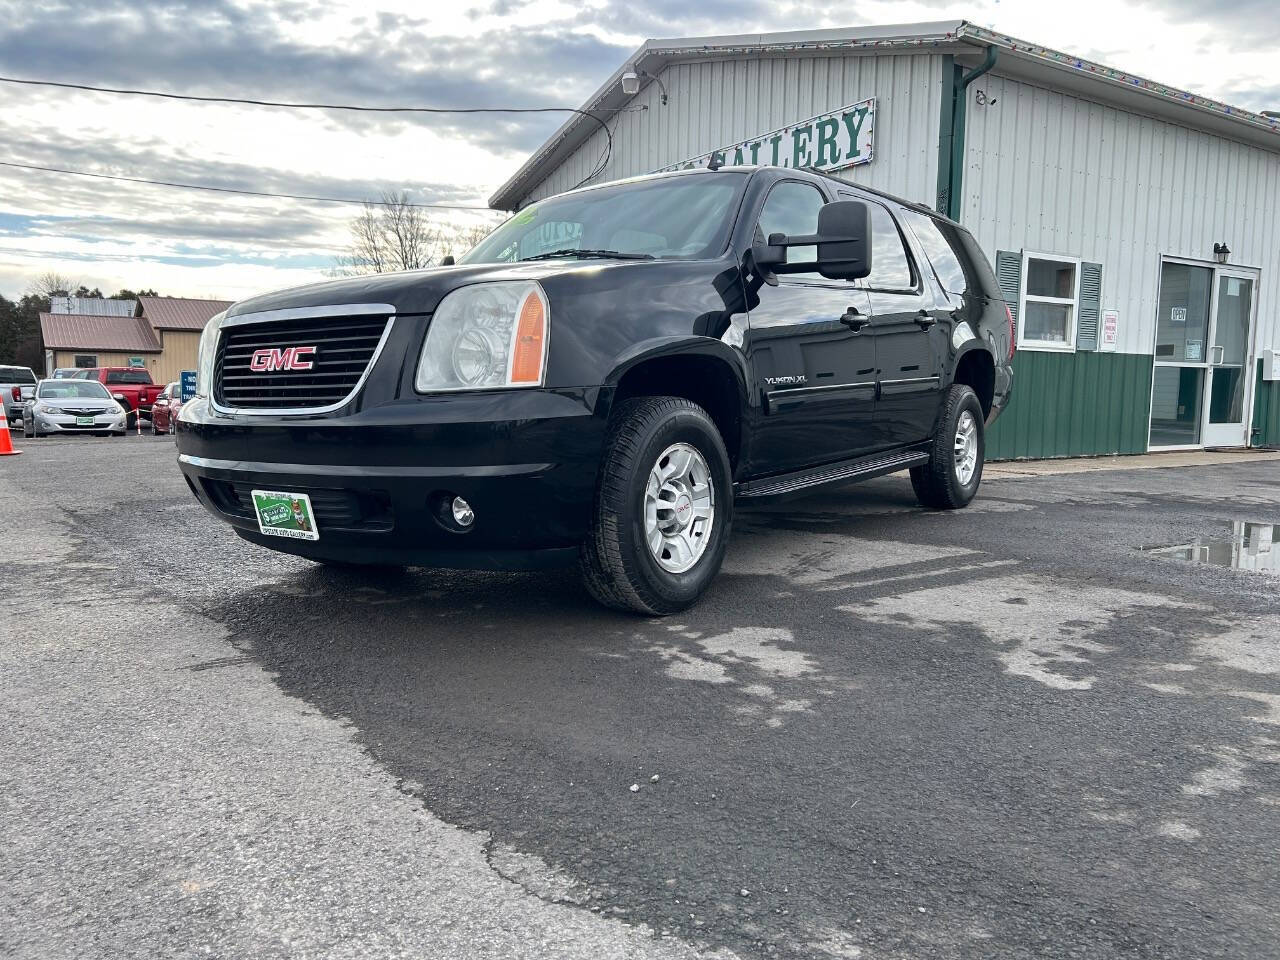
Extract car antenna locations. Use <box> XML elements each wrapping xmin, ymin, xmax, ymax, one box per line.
<box><xmin>706</xmin><ymin>154</ymin><xmax>724</xmax><ymax>171</ymax></box>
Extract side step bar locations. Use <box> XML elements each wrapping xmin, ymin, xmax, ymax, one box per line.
<box><xmin>736</xmin><ymin>448</ymin><xmax>930</xmax><ymax>502</ymax></box>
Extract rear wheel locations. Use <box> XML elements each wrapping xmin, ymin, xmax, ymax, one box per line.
<box><xmin>581</xmin><ymin>396</ymin><xmax>731</xmax><ymax>615</ymax></box>
<box><xmin>910</xmin><ymin>384</ymin><xmax>985</xmax><ymax>510</ymax></box>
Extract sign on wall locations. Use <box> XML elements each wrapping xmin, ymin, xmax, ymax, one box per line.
<box><xmin>180</xmin><ymin>370</ymin><xmax>197</xmax><ymax>401</ymax></box>
<box><xmin>1100</xmin><ymin>309</ymin><xmax>1119</xmax><ymax>351</ymax></box>
<box><xmin>127</xmin><ymin>356</ymin><xmax>144</xmax><ymax>368</ymax></box>
<box><xmin>656</xmin><ymin>97</ymin><xmax>875</xmax><ymax>174</ymax></box>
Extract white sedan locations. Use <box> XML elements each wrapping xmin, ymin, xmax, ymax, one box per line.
<box><xmin>22</xmin><ymin>379</ymin><xmax>128</xmax><ymax>438</ymax></box>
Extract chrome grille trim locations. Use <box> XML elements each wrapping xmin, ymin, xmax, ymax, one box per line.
<box><xmin>210</xmin><ymin>302</ymin><xmax>397</xmax><ymax>417</ymax></box>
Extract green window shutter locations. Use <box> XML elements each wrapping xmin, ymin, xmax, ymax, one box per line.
<box><xmin>1076</xmin><ymin>261</ymin><xmax>1102</xmax><ymax>351</ymax></box>
<box><xmin>995</xmin><ymin>250</ymin><xmax>1021</xmax><ymax>322</ymax></box>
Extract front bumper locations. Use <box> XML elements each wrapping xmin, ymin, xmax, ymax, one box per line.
<box><xmin>176</xmin><ymin>389</ymin><xmax>609</xmax><ymax>570</ymax></box>
<box><xmin>34</xmin><ymin>411</ymin><xmax>126</xmax><ymax>433</ymax></box>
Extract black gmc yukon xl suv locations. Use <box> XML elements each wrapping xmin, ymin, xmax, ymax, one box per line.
<box><xmin>177</xmin><ymin>167</ymin><xmax>1013</xmax><ymax>614</ymax></box>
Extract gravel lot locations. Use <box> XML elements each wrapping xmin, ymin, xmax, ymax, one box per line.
<box><xmin>3</xmin><ymin>431</ymin><xmax>1278</xmax><ymax>959</ymax></box>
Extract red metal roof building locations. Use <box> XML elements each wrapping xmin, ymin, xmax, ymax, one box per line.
<box><xmin>40</xmin><ymin>296</ymin><xmax>233</xmax><ymax>383</ymax></box>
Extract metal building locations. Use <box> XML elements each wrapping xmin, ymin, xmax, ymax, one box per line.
<box><xmin>490</xmin><ymin>21</ymin><xmax>1280</xmax><ymax>459</ymax></box>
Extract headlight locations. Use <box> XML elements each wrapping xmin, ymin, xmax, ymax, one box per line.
<box><xmin>196</xmin><ymin>310</ymin><xmax>227</xmax><ymax>398</ymax></box>
<box><xmin>414</xmin><ymin>282</ymin><xmax>548</xmax><ymax>392</ymax></box>
<box><xmin>33</xmin><ymin>401</ymin><xmax>53</xmax><ymax>415</ymax></box>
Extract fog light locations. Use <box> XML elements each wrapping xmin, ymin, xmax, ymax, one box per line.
<box><xmin>450</xmin><ymin>496</ymin><xmax>475</xmax><ymax>527</ymax></box>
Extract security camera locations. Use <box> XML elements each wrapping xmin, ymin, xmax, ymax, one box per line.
<box><xmin>621</xmin><ymin>71</ymin><xmax>640</xmax><ymax>95</ymax></box>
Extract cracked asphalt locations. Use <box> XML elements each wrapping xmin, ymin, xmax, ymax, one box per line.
<box><xmin>2</xmin><ymin>432</ymin><xmax>1278</xmax><ymax>959</ymax></box>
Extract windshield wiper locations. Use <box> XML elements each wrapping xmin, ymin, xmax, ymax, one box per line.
<box><xmin>519</xmin><ymin>248</ymin><xmax>655</xmax><ymax>262</ymax></box>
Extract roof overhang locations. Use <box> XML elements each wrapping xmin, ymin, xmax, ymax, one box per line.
<box><xmin>489</xmin><ymin>20</ymin><xmax>1280</xmax><ymax>211</ymax></box>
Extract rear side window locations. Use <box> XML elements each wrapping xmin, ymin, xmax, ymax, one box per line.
<box><xmin>901</xmin><ymin>209</ymin><xmax>970</xmax><ymax>297</ymax></box>
<box><xmin>837</xmin><ymin>192</ymin><xmax>913</xmax><ymax>291</ymax></box>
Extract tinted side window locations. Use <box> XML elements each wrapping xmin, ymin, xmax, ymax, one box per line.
<box><xmin>864</xmin><ymin>202</ymin><xmax>913</xmax><ymax>290</ymax></box>
<box><xmin>901</xmin><ymin>209</ymin><xmax>968</xmax><ymax>296</ymax></box>
<box><xmin>757</xmin><ymin>181</ymin><xmax>825</xmax><ymax>279</ymax></box>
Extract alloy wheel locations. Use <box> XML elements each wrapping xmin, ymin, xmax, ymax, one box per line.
<box><xmin>643</xmin><ymin>442</ymin><xmax>715</xmax><ymax>574</ymax></box>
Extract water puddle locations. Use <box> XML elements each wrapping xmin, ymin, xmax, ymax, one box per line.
<box><xmin>1142</xmin><ymin>521</ymin><xmax>1280</xmax><ymax>575</ymax></box>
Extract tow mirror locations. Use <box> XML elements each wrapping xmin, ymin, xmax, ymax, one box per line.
<box><xmin>760</xmin><ymin>199</ymin><xmax>873</xmax><ymax>281</ymax></box>
<box><xmin>814</xmin><ymin>200</ymin><xmax>872</xmax><ymax>281</ymax></box>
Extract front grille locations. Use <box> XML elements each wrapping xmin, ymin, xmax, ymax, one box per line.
<box><xmin>63</xmin><ymin>407</ymin><xmax>109</xmax><ymax>416</ymax></box>
<box><xmin>214</xmin><ymin>312</ymin><xmax>391</xmax><ymax>410</ymax></box>
<box><xmin>200</xmin><ymin>479</ymin><xmax>394</xmax><ymax>532</ymax></box>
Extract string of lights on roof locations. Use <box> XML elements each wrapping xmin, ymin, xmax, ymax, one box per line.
<box><xmin>640</xmin><ymin>25</ymin><xmax>1280</xmax><ymax>137</ymax></box>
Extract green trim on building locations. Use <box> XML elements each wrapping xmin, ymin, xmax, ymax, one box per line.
<box><xmin>987</xmin><ymin>351</ymin><xmax>1154</xmax><ymax>460</ymax></box>
<box><xmin>1253</xmin><ymin>359</ymin><xmax>1280</xmax><ymax>448</ymax></box>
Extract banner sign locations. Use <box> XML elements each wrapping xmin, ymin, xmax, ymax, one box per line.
<box><xmin>657</xmin><ymin>98</ymin><xmax>875</xmax><ymax>174</ymax></box>
<box><xmin>180</xmin><ymin>370</ymin><xmax>197</xmax><ymax>401</ymax></box>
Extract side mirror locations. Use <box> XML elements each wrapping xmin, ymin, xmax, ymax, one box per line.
<box><xmin>758</xmin><ymin>200</ymin><xmax>873</xmax><ymax>281</ymax></box>
<box><xmin>814</xmin><ymin>200</ymin><xmax>872</xmax><ymax>280</ymax></box>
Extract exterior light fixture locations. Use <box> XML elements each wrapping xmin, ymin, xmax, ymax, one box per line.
<box><xmin>1213</xmin><ymin>242</ymin><xmax>1230</xmax><ymax>264</ymax></box>
<box><xmin>620</xmin><ymin>68</ymin><xmax>668</xmax><ymax>105</ymax></box>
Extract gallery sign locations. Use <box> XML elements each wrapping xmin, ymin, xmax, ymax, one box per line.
<box><xmin>656</xmin><ymin>98</ymin><xmax>875</xmax><ymax>174</ymax></box>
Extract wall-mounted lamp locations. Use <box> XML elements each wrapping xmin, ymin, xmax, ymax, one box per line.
<box><xmin>1213</xmin><ymin>242</ymin><xmax>1231</xmax><ymax>264</ymax></box>
<box><xmin>620</xmin><ymin>68</ymin><xmax>668</xmax><ymax>105</ymax></box>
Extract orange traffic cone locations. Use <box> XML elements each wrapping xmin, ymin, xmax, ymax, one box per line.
<box><xmin>0</xmin><ymin>406</ymin><xmax>22</xmax><ymax>456</ymax></box>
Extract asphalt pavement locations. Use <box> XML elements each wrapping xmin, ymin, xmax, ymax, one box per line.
<box><xmin>2</xmin><ymin>431</ymin><xmax>1278</xmax><ymax>959</ymax></box>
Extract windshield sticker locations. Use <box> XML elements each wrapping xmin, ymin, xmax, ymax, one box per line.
<box><xmin>514</xmin><ymin>206</ymin><xmax>538</xmax><ymax>225</ymax></box>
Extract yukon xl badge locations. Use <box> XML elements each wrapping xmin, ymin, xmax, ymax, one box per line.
<box><xmin>764</xmin><ymin>375</ymin><xmax>808</xmax><ymax>387</ymax></box>
<box><xmin>250</xmin><ymin>345</ymin><xmax>317</xmax><ymax>372</ymax></box>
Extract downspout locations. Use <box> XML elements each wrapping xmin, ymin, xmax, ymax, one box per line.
<box><xmin>938</xmin><ymin>45</ymin><xmax>998</xmax><ymax>220</ymax></box>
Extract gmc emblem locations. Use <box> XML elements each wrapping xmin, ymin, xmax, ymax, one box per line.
<box><xmin>249</xmin><ymin>345</ymin><xmax>316</xmax><ymax>372</ymax></box>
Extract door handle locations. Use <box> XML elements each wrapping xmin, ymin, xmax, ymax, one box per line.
<box><xmin>840</xmin><ymin>307</ymin><xmax>870</xmax><ymax>331</ymax></box>
<box><xmin>915</xmin><ymin>310</ymin><xmax>937</xmax><ymax>329</ymax></box>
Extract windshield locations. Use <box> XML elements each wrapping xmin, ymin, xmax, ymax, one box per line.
<box><xmin>38</xmin><ymin>381</ymin><xmax>112</xmax><ymax>400</ymax></box>
<box><xmin>462</xmin><ymin>173</ymin><xmax>746</xmax><ymax>265</ymax></box>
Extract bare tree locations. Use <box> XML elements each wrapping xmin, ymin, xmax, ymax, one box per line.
<box><xmin>27</xmin><ymin>271</ymin><xmax>76</xmax><ymax>298</ymax></box>
<box><xmin>333</xmin><ymin>193</ymin><xmax>499</xmax><ymax>276</ymax></box>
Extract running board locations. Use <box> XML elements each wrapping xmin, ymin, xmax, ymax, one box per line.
<box><xmin>736</xmin><ymin>449</ymin><xmax>930</xmax><ymax>502</ymax></box>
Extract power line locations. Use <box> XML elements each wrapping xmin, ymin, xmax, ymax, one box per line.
<box><xmin>0</xmin><ymin>74</ymin><xmax>614</xmax><ymax>184</ymax></box>
<box><xmin>0</xmin><ymin>160</ymin><xmax>504</xmax><ymax>212</ymax></box>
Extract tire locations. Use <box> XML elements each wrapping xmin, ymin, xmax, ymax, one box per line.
<box><xmin>581</xmin><ymin>396</ymin><xmax>732</xmax><ymax>615</ymax></box>
<box><xmin>151</xmin><ymin>418</ymin><xmax>160</xmax><ymax>435</ymax></box>
<box><xmin>22</xmin><ymin>418</ymin><xmax>34</xmax><ymax>439</ymax></box>
<box><xmin>910</xmin><ymin>384</ymin><xmax>985</xmax><ymax>510</ymax></box>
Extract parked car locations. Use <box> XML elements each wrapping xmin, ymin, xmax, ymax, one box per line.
<box><xmin>177</xmin><ymin>166</ymin><xmax>1013</xmax><ymax>614</ymax></box>
<box><xmin>1</xmin><ymin>364</ymin><xmax>37</xmax><ymax>424</ymax></box>
<box><xmin>22</xmin><ymin>378</ymin><xmax>127</xmax><ymax>437</ymax></box>
<box><xmin>149</xmin><ymin>381</ymin><xmax>184</xmax><ymax>435</ymax></box>
<box><xmin>71</xmin><ymin>367</ymin><xmax>163</xmax><ymax>429</ymax></box>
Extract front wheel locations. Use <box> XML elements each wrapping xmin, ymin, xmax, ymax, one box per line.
<box><xmin>910</xmin><ymin>384</ymin><xmax>985</xmax><ymax>510</ymax></box>
<box><xmin>581</xmin><ymin>397</ymin><xmax>732</xmax><ymax>615</ymax></box>
<box><xmin>151</xmin><ymin>417</ymin><xmax>160</xmax><ymax>435</ymax></box>
<box><xmin>22</xmin><ymin>418</ymin><xmax>34</xmax><ymax>439</ymax></box>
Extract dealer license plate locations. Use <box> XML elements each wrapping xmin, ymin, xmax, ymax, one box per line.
<box><xmin>76</xmin><ymin>416</ymin><xmax>95</xmax><ymax>426</ymax></box>
<box><xmin>250</xmin><ymin>489</ymin><xmax>320</xmax><ymax>541</ymax></box>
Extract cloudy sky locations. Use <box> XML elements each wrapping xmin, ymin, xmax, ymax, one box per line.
<box><xmin>0</xmin><ymin>0</ymin><xmax>1275</xmax><ymax>303</ymax></box>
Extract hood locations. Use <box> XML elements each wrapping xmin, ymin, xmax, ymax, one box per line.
<box><xmin>226</xmin><ymin>260</ymin><xmax>640</xmax><ymax>319</ymax></box>
<box><xmin>40</xmin><ymin>396</ymin><xmax>117</xmax><ymax>410</ymax></box>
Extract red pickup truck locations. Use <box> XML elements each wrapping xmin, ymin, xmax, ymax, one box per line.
<box><xmin>72</xmin><ymin>367</ymin><xmax>164</xmax><ymax>428</ymax></box>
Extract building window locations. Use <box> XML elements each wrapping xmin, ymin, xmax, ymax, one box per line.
<box><xmin>73</xmin><ymin>354</ymin><xmax>97</xmax><ymax>368</ymax></box>
<box><xmin>1019</xmin><ymin>252</ymin><xmax>1081</xmax><ymax>351</ymax></box>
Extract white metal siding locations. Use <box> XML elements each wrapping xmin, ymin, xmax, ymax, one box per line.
<box><xmin>962</xmin><ymin>72</ymin><xmax>1280</xmax><ymax>357</ymax></box>
<box><xmin>521</xmin><ymin>53</ymin><xmax>945</xmax><ymax>209</ymax></box>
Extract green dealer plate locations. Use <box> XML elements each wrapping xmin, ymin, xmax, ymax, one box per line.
<box><xmin>250</xmin><ymin>489</ymin><xmax>320</xmax><ymax>541</ymax></box>
<box><xmin>76</xmin><ymin>416</ymin><xmax>95</xmax><ymax>426</ymax></box>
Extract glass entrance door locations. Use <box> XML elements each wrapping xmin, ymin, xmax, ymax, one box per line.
<box><xmin>1150</xmin><ymin>261</ymin><xmax>1257</xmax><ymax>449</ymax></box>
<box><xmin>1203</xmin><ymin>271</ymin><xmax>1255</xmax><ymax>447</ymax></box>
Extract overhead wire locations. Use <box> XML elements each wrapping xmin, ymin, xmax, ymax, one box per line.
<box><xmin>0</xmin><ymin>74</ymin><xmax>614</xmax><ymax>200</ymax></box>
<box><xmin>0</xmin><ymin>160</ymin><xmax>503</xmax><ymax>211</ymax></box>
